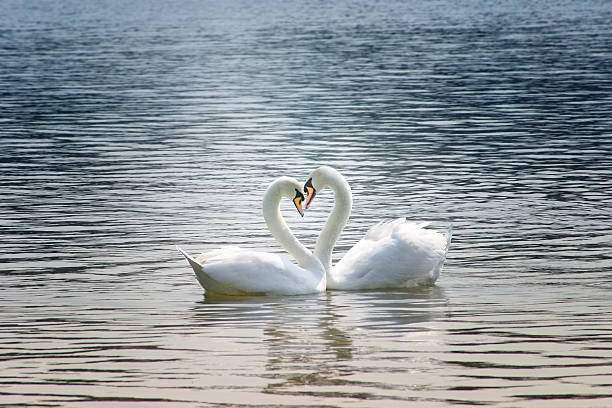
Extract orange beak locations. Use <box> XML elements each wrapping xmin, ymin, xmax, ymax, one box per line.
<box><xmin>293</xmin><ymin>196</ymin><xmax>304</xmax><ymax>217</ymax></box>
<box><xmin>304</xmin><ymin>178</ymin><xmax>316</xmax><ymax>209</ymax></box>
<box><xmin>305</xmin><ymin>186</ymin><xmax>315</xmax><ymax>209</ymax></box>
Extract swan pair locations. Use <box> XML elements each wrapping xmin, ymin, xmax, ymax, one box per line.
<box><xmin>177</xmin><ymin>166</ymin><xmax>451</xmax><ymax>296</ymax></box>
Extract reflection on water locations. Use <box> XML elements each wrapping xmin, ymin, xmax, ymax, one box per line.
<box><xmin>1</xmin><ymin>0</ymin><xmax>611</xmax><ymax>406</ymax></box>
<box><xmin>189</xmin><ymin>288</ymin><xmax>448</xmax><ymax>405</ymax></box>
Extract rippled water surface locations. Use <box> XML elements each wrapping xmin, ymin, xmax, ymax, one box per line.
<box><xmin>1</xmin><ymin>0</ymin><xmax>611</xmax><ymax>406</ymax></box>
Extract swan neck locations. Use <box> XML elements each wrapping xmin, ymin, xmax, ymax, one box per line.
<box><xmin>314</xmin><ymin>172</ymin><xmax>352</xmax><ymax>272</ymax></box>
<box><xmin>263</xmin><ymin>186</ymin><xmax>315</xmax><ymax>268</ymax></box>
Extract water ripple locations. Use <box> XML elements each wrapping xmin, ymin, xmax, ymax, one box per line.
<box><xmin>1</xmin><ymin>0</ymin><xmax>611</xmax><ymax>406</ymax></box>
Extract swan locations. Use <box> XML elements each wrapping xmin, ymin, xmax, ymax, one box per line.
<box><xmin>303</xmin><ymin>166</ymin><xmax>451</xmax><ymax>290</ymax></box>
<box><xmin>177</xmin><ymin>176</ymin><xmax>326</xmax><ymax>296</ymax></box>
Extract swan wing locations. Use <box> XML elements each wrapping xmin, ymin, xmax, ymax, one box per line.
<box><xmin>177</xmin><ymin>246</ymin><xmax>321</xmax><ymax>296</ymax></box>
<box><xmin>329</xmin><ymin>219</ymin><xmax>449</xmax><ymax>290</ymax></box>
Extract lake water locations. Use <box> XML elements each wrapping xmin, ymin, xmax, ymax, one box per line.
<box><xmin>1</xmin><ymin>0</ymin><xmax>611</xmax><ymax>406</ymax></box>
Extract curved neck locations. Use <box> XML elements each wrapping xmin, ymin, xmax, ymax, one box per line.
<box><xmin>263</xmin><ymin>185</ymin><xmax>315</xmax><ymax>268</ymax></box>
<box><xmin>314</xmin><ymin>172</ymin><xmax>352</xmax><ymax>272</ymax></box>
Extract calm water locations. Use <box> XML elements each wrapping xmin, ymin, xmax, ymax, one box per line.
<box><xmin>1</xmin><ymin>0</ymin><xmax>611</xmax><ymax>406</ymax></box>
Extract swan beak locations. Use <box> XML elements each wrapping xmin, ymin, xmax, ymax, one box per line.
<box><xmin>304</xmin><ymin>178</ymin><xmax>316</xmax><ymax>209</ymax></box>
<box><xmin>293</xmin><ymin>189</ymin><xmax>305</xmax><ymax>217</ymax></box>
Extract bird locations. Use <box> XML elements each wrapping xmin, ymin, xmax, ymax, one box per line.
<box><xmin>177</xmin><ymin>176</ymin><xmax>325</xmax><ymax>296</ymax></box>
<box><xmin>303</xmin><ymin>166</ymin><xmax>451</xmax><ymax>290</ymax></box>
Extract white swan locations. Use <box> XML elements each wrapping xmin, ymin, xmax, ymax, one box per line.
<box><xmin>177</xmin><ymin>176</ymin><xmax>326</xmax><ymax>296</ymax></box>
<box><xmin>304</xmin><ymin>166</ymin><xmax>451</xmax><ymax>290</ymax></box>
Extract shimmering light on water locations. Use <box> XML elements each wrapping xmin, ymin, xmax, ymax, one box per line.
<box><xmin>1</xmin><ymin>0</ymin><xmax>611</xmax><ymax>406</ymax></box>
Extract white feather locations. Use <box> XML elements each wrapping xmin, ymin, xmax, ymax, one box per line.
<box><xmin>308</xmin><ymin>166</ymin><xmax>451</xmax><ymax>290</ymax></box>
<box><xmin>330</xmin><ymin>219</ymin><xmax>450</xmax><ymax>289</ymax></box>
<box><xmin>178</xmin><ymin>246</ymin><xmax>323</xmax><ymax>295</ymax></box>
<box><xmin>177</xmin><ymin>177</ymin><xmax>325</xmax><ymax>296</ymax></box>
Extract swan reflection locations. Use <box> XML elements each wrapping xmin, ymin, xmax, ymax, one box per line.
<box><xmin>189</xmin><ymin>287</ymin><xmax>447</xmax><ymax>396</ymax></box>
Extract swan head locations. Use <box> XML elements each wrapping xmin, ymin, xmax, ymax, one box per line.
<box><xmin>272</xmin><ymin>176</ymin><xmax>305</xmax><ymax>217</ymax></box>
<box><xmin>304</xmin><ymin>165</ymin><xmax>341</xmax><ymax>209</ymax></box>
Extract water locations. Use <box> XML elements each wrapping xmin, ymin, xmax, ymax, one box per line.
<box><xmin>1</xmin><ymin>0</ymin><xmax>611</xmax><ymax>406</ymax></box>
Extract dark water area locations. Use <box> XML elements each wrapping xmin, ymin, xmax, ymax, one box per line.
<box><xmin>1</xmin><ymin>0</ymin><xmax>611</xmax><ymax>406</ymax></box>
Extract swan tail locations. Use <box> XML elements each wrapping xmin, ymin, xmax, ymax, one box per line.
<box><xmin>444</xmin><ymin>224</ymin><xmax>453</xmax><ymax>255</ymax></box>
<box><xmin>432</xmin><ymin>223</ymin><xmax>452</xmax><ymax>282</ymax></box>
<box><xmin>176</xmin><ymin>246</ymin><xmax>249</xmax><ymax>296</ymax></box>
<box><xmin>176</xmin><ymin>246</ymin><xmax>205</xmax><ymax>275</ymax></box>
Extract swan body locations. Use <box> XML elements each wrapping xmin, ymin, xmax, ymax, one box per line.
<box><xmin>329</xmin><ymin>218</ymin><xmax>450</xmax><ymax>289</ymax></box>
<box><xmin>304</xmin><ymin>166</ymin><xmax>451</xmax><ymax>290</ymax></box>
<box><xmin>178</xmin><ymin>177</ymin><xmax>326</xmax><ymax>296</ymax></box>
